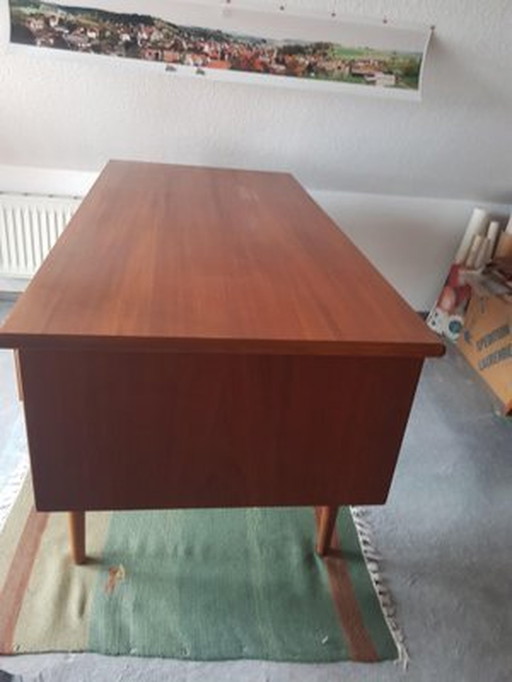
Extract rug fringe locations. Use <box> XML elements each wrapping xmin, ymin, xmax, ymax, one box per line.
<box><xmin>350</xmin><ymin>507</ymin><xmax>410</xmax><ymax>669</ymax></box>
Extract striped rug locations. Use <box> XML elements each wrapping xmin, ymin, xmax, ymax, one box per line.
<box><xmin>0</xmin><ymin>480</ymin><xmax>399</xmax><ymax>662</ymax></box>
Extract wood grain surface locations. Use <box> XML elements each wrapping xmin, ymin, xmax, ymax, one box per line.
<box><xmin>0</xmin><ymin>161</ymin><xmax>443</xmax><ymax>358</ymax></box>
<box><xmin>19</xmin><ymin>348</ymin><xmax>423</xmax><ymax>511</ymax></box>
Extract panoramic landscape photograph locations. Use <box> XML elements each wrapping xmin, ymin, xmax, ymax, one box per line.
<box><xmin>9</xmin><ymin>0</ymin><xmax>424</xmax><ymax>90</ymax></box>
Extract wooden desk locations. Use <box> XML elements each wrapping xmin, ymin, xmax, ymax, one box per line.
<box><xmin>0</xmin><ymin>161</ymin><xmax>444</xmax><ymax>564</ymax></box>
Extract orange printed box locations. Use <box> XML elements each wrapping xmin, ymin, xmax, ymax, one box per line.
<box><xmin>457</xmin><ymin>295</ymin><xmax>512</xmax><ymax>415</ymax></box>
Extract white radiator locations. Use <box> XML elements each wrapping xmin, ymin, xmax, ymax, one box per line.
<box><xmin>0</xmin><ymin>193</ymin><xmax>81</xmax><ymax>278</ymax></box>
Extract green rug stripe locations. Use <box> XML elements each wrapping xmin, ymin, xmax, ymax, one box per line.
<box><xmin>88</xmin><ymin>507</ymin><xmax>396</xmax><ymax>662</ymax></box>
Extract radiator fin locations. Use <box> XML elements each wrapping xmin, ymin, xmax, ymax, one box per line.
<box><xmin>0</xmin><ymin>194</ymin><xmax>81</xmax><ymax>278</ymax></box>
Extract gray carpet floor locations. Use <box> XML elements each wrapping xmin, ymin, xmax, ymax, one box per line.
<box><xmin>0</xmin><ymin>299</ymin><xmax>511</xmax><ymax>681</ymax></box>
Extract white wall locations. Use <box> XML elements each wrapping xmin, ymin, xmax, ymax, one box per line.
<box><xmin>1</xmin><ymin>0</ymin><xmax>512</xmax><ymax>202</ymax></box>
<box><xmin>0</xmin><ymin>0</ymin><xmax>511</xmax><ymax>306</ymax></box>
<box><xmin>0</xmin><ymin>164</ymin><xmax>97</xmax><ymax>197</ymax></box>
<box><xmin>313</xmin><ymin>191</ymin><xmax>509</xmax><ymax>310</ymax></box>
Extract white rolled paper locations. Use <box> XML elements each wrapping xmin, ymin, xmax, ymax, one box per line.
<box><xmin>465</xmin><ymin>234</ymin><xmax>485</xmax><ymax>269</ymax></box>
<box><xmin>473</xmin><ymin>237</ymin><xmax>492</xmax><ymax>270</ymax></box>
<box><xmin>486</xmin><ymin>221</ymin><xmax>501</xmax><ymax>258</ymax></box>
<box><xmin>505</xmin><ymin>215</ymin><xmax>512</xmax><ymax>235</ymax></box>
<box><xmin>454</xmin><ymin>208</ymin><xmax>490</xmax><ymax>265</ymax></box>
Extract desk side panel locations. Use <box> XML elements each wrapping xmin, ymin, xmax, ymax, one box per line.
<box><xmin>19</xmin><ymin>350</ymin><xmax>423</xmax><ymax>511</ymax></box>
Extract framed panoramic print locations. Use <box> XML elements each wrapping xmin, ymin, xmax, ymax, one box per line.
<box><xmin>4</xmin><ymin>0</ymin><xmax>432</xmax><ymax>99</ymax></box>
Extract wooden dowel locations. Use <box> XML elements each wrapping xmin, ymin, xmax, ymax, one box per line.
<box><xmin>316</xmin><ymin>505</ymin><xmax>338</xmax><ymax>556</ymax></box>
<box><xmin>68</xmin><ymin>511</ymin><xmax>86</xmax><ymax>565</ymax></box>
<box><xmin>14</xmin><ymin>350</ymin><xmax>24</xmax><ymax>401</ymax></box>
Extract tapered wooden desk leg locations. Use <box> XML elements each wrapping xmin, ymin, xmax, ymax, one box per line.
<box><xmin>316</xmin><ymin>506</ymin><xmax>339</xmax><ymax>556</ymax></box>
<box><xmin>68</xmin><ymin>512</ymin><xmax>86</xmax><ymax>565</ymax></box>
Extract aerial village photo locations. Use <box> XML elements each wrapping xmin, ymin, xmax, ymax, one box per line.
<box><xmin>9</xmin><ymin>0</ymin><xmax>424</xmax><ymax>90</ymax></box>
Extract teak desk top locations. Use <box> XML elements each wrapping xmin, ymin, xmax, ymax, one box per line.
<box><xmin>0</xmin><ymin>160</ymin><xmax>443</xmax><ymax>358</ymax></box>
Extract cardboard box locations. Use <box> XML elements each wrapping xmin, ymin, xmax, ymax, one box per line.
<box><xmin>495</xmin><ymin>232</ymin><xmax>512</xmax><ymax>260</ymax></box>
<box><xmin>457</xmin><ymin>294</ymin><xmax>512</xmax><ymax>414</ymax></box>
